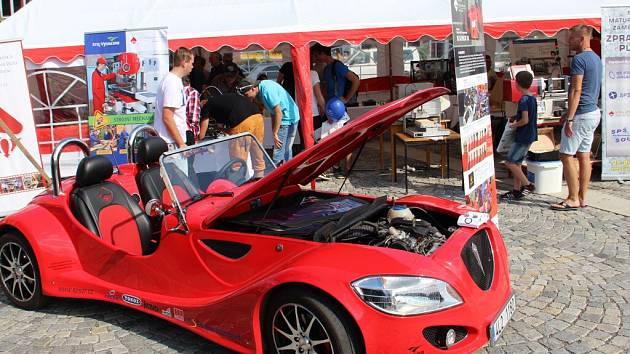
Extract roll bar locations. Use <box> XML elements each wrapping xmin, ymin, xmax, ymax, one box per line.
<box><xmin>127</xmin><ymin>124</ymin><xmax>159</xmax><ymax>164</ymax></box>
<box><xmin>51</xmin><ymin>138</ymin><xmax>90</xmax><ymax>197</ymax></box>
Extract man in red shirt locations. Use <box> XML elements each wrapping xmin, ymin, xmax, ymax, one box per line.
<box><xmin>91</xmin><ymin>57</ymin><xmax>116</xmax><ymax>115</ymax></box>
<box><xmin>465</xmin><ymin>1</ymin><xmax>482</xmax><ymax>40</ymax></box>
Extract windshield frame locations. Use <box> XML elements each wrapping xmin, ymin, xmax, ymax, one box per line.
<box><xmin>158</xmin><ymin>132</ymin><xmax>275</xmax><ymax>230</ymax></box>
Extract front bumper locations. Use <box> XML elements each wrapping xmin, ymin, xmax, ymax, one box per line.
<box><xmin>352</xmin><ymin>225</ymin><xmax>513</xmax><ymax>353</ymax></box>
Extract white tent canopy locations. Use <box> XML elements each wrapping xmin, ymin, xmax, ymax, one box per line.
<box><xmin>0</xmin><ymin>0</ymin><xmax>610</xmax><ymax>65</ymax></box>
<box><xmin>0</xmin><ymin>0</ymin><xmax>616</xmax><ymax>149</ymax></box>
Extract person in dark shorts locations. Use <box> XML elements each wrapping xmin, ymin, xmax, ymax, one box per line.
<box><xmin>501</xmin><ymin>70</ymin><xmax>537</xmax><ymax>200</ymax></box>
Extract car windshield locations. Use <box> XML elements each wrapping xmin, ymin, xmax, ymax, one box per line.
<box><xmin>160</xmin><ymin>133</ymin><xmax>275</xmax><ymax>207</ymax></box>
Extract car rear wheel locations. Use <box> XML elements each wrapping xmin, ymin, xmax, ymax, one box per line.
<box><xmin>0</xmin><ymin>232</ymin><xmax>48</xmax><ymax>309</ymax></box>
<box><xmin>263</xmin><ymin>289</ymin><xmax>361</xmax><ymax>354</ymax></box>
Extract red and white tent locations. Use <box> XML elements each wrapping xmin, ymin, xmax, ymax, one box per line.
<box><xmin>0</xmin><ymin>0</ymin><xmax>611</xmax><ymax>148</ymax></box>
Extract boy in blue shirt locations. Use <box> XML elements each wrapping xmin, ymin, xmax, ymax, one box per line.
<box><xmin>501</xmin><ymin>71</ymin><xmax>537</xmax><ymax>200</ymax></box>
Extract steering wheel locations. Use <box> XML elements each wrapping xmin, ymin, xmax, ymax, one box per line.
<box><xmin>216</xmin><ymin>158</ymin><xmax>248</xmax><ymax>185</ymax></box>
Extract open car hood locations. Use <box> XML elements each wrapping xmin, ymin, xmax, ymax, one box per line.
<box><xmin>214</xmin><ymin>87</ymin><xmax>449</xmax><ymax>214</ymax></box>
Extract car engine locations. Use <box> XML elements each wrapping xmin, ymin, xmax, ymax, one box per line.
<box><xmin>218</xmin><ymin>193</ymin><xmax>457</xmax><ymax>256</ymax></box>
<box><xmin>316</xmin><ymin>211</ymin><xmax>449</xmax><ymax>256</ymax></box>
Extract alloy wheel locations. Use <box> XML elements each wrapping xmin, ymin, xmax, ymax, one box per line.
<box><xmin>271</xmin><ymin>303</ymin><xmax>334</xmax><ymax>354</ymax></box>
<box><xmin>0</xmin><ymin>242</ymin><xmax>36</xmax><ymax>302</ymax></box>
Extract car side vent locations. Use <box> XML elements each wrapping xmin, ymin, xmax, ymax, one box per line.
<box><xmin>201</xmin><ymin>239</ymin><xmax>251</xmax><ymax>260</ymax></box>
<box><xmin>460</xmin><ymin>229</ymin><xmax>494</xmax><ymax>291</ymax></box>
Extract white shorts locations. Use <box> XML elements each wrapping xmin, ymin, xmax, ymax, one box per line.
<box><xmin>559</xmin><ymin>110</ymin><xmax>601</xmax><ymax>155</ymax></box>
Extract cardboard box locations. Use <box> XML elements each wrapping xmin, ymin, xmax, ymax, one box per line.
<box><xmin>528</xmin><ymin>127</ymin><xmax>559</xmax><ymax>161</ymax></box>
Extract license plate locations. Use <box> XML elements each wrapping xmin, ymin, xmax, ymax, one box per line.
<box><xmin>489</xmin><ymin>293</ymin><xmax>516</xmax><ymax>345</ymax></box>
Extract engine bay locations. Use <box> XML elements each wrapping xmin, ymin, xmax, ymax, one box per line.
<box><xmin>216</xmin><ymin>192</ymin><xmax>459</xmax><ymax>256</ymax></box>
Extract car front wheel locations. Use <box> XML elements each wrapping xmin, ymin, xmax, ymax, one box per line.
<box><xmin>0</xmin><ymin>232</ymin><xmax>48</xmax><ymax>309</ymax></box>
<box><xmin>264</xmin><ymin>289</ymin><xmax>361</xmax><ymax>354</ymax></box>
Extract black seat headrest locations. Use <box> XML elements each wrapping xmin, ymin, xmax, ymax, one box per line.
<box><xmin>136</xmin><ymin>137</ymin><xmax>168</xmax><ymax>165</ymax></box>
<box><xmin>75</xmin><ymin>155</ymin><xmax>113</xmax><ymax>188</ymax></box>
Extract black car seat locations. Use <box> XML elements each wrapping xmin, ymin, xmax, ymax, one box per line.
<box><xmin>135</xmin><ymin>136</ymin><xmax>169</xmax><ymax>205</ymax></box>
<box><xmin>70</xmin><ymin>155</ymin><xmax>155</xmax><ymax>256</ymax></box>
<box><xmin>135</xmin><ymin>136</ymin><xmax>200</xmax><ymax>206</ymax></box>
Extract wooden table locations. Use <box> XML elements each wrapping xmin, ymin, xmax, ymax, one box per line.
<box><xmin>392</xmin><ymin>130</ymin><xmax>461</xmax><ymax>194</ymax></box>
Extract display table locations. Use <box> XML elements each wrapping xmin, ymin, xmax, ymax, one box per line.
<box><xmin>537</xmin><ymin>116</ymin><xmax>562</xmax><ymax>127</ymax></box>
<box><xmin>392</xmin><ymin>130</ymin><xmax>460</xmax><ymax>194</ymax></box>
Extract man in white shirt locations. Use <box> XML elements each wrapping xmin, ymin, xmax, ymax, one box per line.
<box><xmin>154</xmin><ymin>47</ymin><xmax>194</xmax><ymax>149</ymax></box>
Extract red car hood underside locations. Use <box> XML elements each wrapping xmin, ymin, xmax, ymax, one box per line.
<box><xmin>217</xmin><ymin>87</ymin><xmax>449</xmax><ymax>215</ymax></box>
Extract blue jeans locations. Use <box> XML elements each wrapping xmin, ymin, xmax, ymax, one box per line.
<box><xmin>272</xmin><ymin>123</ymin><xmax>297</xmax><ymax>165</ymax></box>
<box><xmin>506</xmin><ymin>142</ymin><xmax>531</xmax><ymax>164</ymax></box>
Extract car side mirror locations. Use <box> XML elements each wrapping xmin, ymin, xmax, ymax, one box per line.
<box><xmin>144</xmin><ymin>199</ymin><xmax>165</xmax><ymax>217</ymax></box>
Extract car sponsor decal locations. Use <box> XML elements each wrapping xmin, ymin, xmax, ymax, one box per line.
<box><xmin>143</xmin><ymin>301</ymin><xmax>160</xmax><ymax>312</ymax></box>
<box><xmin>106</xmin><ymin>290</ymin><xmax>117</xmax><ymax>300</ymax></box>
<box><xmin>121</xmin><ymin>294</ymin><xmax>142</xmax><ymax>306</ymax></box>
<box><xmin>58</xmin><ymin>287</ymin><xmax>94</xmax><ymax>295</ymax></box>
<box><xmin>161</xmin><ymin>308</ymin><xmax>172</xmax><ymax>317</ymax></box>
<box><xmin>173</xmin><ymin>308</ymin><xmax>185</xmax><ymax>321</ymax></box>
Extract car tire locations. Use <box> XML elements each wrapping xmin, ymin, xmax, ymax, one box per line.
<box><xmin>263</xmin><ymin>289</ymin><xmax>361</xmax><ymax>354</ymax></box>
<box><xmin>0</xmin><ymin>232</ymin><xmax>49</xmax><ymax>309</ymax></box>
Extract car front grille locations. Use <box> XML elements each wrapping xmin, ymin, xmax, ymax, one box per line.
<box><xmin>460</xmin><ymin>229</ymin><xmax>494</xmax><ymax>291</ymax></box>
<box><xmin>422</xmin><ymin>326</ymin><xmax>468</xmax><ymax>349</ymax></box>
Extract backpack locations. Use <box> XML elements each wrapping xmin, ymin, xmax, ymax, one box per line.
<box><xmin>329</xmin><ymin>60</ymin><xmax>358</xmax><ymax>106</ymax></box>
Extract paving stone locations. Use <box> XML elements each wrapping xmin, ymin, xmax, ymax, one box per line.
<box><xmin>609</xmin><ymin>335</ymin><xmax>630</xmax><ymax>348</ymax></box>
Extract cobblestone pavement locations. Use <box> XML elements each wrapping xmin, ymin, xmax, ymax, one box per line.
<box><xmin>0</xmin><ymin>150</ymin><xmax>628</xmax><ymax>353</ymax></box>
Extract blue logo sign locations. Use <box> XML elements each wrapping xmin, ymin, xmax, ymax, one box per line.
<box><xmin>609</xmin><ymin>91</ymin><xmax>618</xmax><ymax>99</ymax></box>
<box><xmin>85</xmin><ymin>31</ymin><xmax>126</xmax><ymax>55</ymax></box>
<box><xmin>121</xmin><ymin>294</ymin><xmax>142</xmax><ymax>306</ymax></box>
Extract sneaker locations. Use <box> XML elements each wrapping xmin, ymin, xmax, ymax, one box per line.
<box><xmin>520</xmin><ymin>183</ymin><xmax>535</xmax><ymax>197</ymax></box>
<box><xmin>500</xmin><ymin>190</ymin><xmax>524</xmax><ymax>200</ymax></box>
<box><xmin>316</xmin><ymin>173</ymin><xmax>332</xmax><ymax>181</ymax></box>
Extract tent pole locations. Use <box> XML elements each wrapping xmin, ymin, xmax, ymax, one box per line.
<box><xmin>290</xmin><ymin>45</ymin><xmax>316</xmax><ymax>189</ymax></box>
<box><xmin>388</xmin><ymin>42</ymin><xmax>394</xmax><ymax>102</ymax></box>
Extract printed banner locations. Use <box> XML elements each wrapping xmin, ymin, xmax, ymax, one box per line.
<box><xmin>451</xmin><ymin>0</ymin><xmax>498</xmax><ymax>220</ymax></box>
<box><xmin>602</xmin><ymin>7</ymin><xmax>630</xmax><ymax>179</ymax></box>
<box><xmin>0</xmin><ymin>40</ymin><xmax>45</xmax><ymax>216</ymax></box>
<box><xmin>85</xmin><ymin>28</ymin><xmax>169</xmax><ymax>165</ymax></box>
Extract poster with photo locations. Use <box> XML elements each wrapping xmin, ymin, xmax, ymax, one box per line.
<box><xmin>450</xmin><ymin>0</ymin><xmax>498</xmax><ymax>220</ymax></box>
<box><xmin>85</xmin><ymin>28</ymin><xmax>168</xmax><ymax>165</ymax></box>
<box><xmin>0</xmin><ymin>40</ymin><xmax>46</xmax><ymax>216</ymax></box>
<box><xmin>601</xmin><ymin>7</ymin><xmax>630</xmax><ymax>180</ymax></box>
<box><xmin>450</xmin><ymin>0</ymin><xmax>484</xmax><ymax>48</ymax></box>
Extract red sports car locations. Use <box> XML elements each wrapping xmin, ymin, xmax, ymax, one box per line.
<box><xmin>0</xmin><ymin>87</ymin><xmax>514</xmax><ymax>353</ymax></box>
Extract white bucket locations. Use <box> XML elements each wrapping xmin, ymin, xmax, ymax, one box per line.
<box><xmin>526</xmin><ymin>160</ymin><xmax>563</xmax><ymax>194</ymax></box>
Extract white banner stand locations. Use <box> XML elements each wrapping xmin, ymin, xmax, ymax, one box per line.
<box><xmin>0</xmin><ymin>40</ymin><xmax>45</xmax><ymax>217</ymax></box>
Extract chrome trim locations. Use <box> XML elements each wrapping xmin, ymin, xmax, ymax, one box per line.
<box><xmin>51</xmin><ymin>138</ymin><xmax>90</xmax><ymax>197</ymax></box>
<box><xmin>162</xmin><ymin>132</ymin><xmax>276</xmax><ymax>169</ymax></box>
<box><xmin>127</xmin><ymin>125</ymin><xmax>159</xmax><ymax>164</ymax></box>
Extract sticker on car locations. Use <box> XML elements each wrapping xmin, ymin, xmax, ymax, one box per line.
<box><xmin>121</xmin><ymin>294</ymin><xmax>142</xmax><ymax>306</ymax></box>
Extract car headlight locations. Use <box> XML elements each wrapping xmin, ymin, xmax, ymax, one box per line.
<box><xmin>351</xmin><ymin>276</ymin><xmax>463</xmax><ymax>316</ymax></box>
